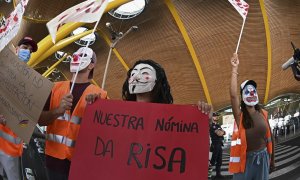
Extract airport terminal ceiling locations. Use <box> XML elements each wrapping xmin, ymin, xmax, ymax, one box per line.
<box><xmin>1</xmin><ymin>0</ymin><xmax>300</xmax><ymax>110</ymax></box>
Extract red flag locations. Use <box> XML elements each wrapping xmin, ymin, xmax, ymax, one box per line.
<box><xmin>46</xmin><ymin>0</ymin><xmax>109</xmax><ymax>43</ymax></box>
<box><xmin>228</xmin><ymin>0</ymin><xmax>249</xmax><ymax>19</ymax></box>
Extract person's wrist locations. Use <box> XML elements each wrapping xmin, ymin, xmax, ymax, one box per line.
<box><xmin>232</xmin><ymin>68</ymin><xmax>238</xmax><ymax>74</ymax></box>
<box><xmin>55</xmin><ymin>108</ymin><xmax>65</xmax><ymax>117</ymax></box>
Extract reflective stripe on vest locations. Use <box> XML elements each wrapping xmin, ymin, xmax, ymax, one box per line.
<box><xmin>57</xmin><ymin>113</ymin><xmax>70</xmax><ymax>121</ymax></box>
<box><xmin>57</xmin><ymin>113</ymin><xmax>82</xmax><ymax>125</ymax></box>
<box><xmin>46</xmin><ymin>81</ymin><xmax>107</xmax><ymax>160</ymax></box>
<box><xmin>266</xmin><ymin>137</ymin><xmax>272</xmax><ymax>143</ymax></box>
<box><xmin>231</xmin><ymin>138</ymin><xmax>241</xmax><ymax>146</ymax></box>
<box><xmin>47</xmin><ymin>133</ymin><xmax>76</xmax><ymax>148</ymax></box>
<box><xmin>230</xmin><ymin>157</ymin><xmax>241</xmax><ymax>163</ymax></box>
<box><xmin>0</xmin><ymin>131</ymin><xmax>22</xmax><ymax>145</ymax></box>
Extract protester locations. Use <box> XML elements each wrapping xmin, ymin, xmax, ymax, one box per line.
<box><xmin>15</xmin><ymin>36</ymin><xmax>38</xmax><ymax>63</ymax></box>
<box><xmin>209</xmin><ymin>112</ymin><xmax>225</xmax><ymax>179</ymax></box>
<box><xmin>122</xmin><ymin>59</ymin><xmax>173</xmax><ymax>104</ymax></box>
<box><xmin>86</xmin><ymin>59</ymin><xmax>211</xmax><ymax>112</ymax></box>
<box><xmin>0</xmin><ymin>36</ymin><xmax>38</xmax><ymax>180</ymax></box>
<box><xmin>86</xmin><ymin>59</ymin><xmax>212</xmax><ymax>179</ymax></box>
<box><xmin>229</xmin><ymin>53</ymin><xmax>275</xmax><ymax>180</ymax></box>
<box><xmin>38</xmin><ymin>47</ymin><xmax>108</xmax><ymax>180</ymax></box>
<box><xmin>124</xmin><ymin>59</ymin><xmax>211</xmax><ymax>114</ymax></box>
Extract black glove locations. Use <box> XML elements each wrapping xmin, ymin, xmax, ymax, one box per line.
<box><xmin>210</xmin><ymin>144</ymin><xmax>214</xmax><ymax>152</ymax></box>
<box><xmin>293</xmin><ymin>48</ymin><xmax>300</xmax><ymax>60</ymax></box>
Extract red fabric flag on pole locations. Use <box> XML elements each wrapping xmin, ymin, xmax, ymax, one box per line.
<box><xmin>228</xmin><ymin>0</ymin><xmax>249</xmax><ymax>20</ymax></box>
<box><xmin>228</xmin><ymin>0</ymin><xmax>250</xmax><ymax>53</ymax></box>
<box><xmin>46</xmin><ymin>0</ymin><xmax>109</xmax><ymax>44</ymax></box>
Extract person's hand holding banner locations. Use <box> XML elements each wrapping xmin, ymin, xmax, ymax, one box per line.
<box><xmin>70</xmin><ymin>99</ymin><xmax>210</xmax><ymax>180</ymax></box>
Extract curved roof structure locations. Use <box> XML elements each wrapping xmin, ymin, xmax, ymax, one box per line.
<box><xmin>1</xmin><ymin>0</ymin><xmax>299</xmax><ymax>110</ymax></box>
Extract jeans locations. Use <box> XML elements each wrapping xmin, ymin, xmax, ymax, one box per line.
<box><xmin>233</xmin><ymin>148</ymin><xmax>269</xmax><ymax>180</ymax></box>
<box><xmin>0</xmin><ymin>151</ymin><xmax>20</xmax><ymax>180</ymax></box>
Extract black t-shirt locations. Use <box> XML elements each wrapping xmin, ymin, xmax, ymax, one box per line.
<box><xmin>44</xmin><ymin>82</ymin><xmax>90</xmax><ymax>173</ymax></box>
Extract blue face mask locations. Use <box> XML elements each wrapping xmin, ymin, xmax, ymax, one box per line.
<box><xmin>18</xmin><ymin>49</ymin><xmax>31</xmax><ymax>62</ymax></box>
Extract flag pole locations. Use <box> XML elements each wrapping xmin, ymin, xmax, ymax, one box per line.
<box><xmin>101</xmin><ymin>45</ymin><xmax>113</xmax><ymax>89</ymax></box>
<box><xmin>101</xmin><ymin>26</ymin><xmax>137</xmax><ymax>89</ymax></box>
<box><xmin>235</xmin><ymin>18</ymin><xmax>246</xmax><ymax>54</ymax></box>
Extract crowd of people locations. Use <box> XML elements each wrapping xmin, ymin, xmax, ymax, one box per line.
<box><xmin>0</xmin><ymin>37</ymin><xmax>277</xmax><ymax>180</ymax></box>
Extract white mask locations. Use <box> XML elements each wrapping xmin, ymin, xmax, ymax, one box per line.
<box><xmin>242</xmin><ymin>84</ymin><xmax>259</xmax><ymax>106</ymax></box>
<box><xmin>70</xmin><ymin>47</ymin><xmax>94</xmax><ymax>73</ymax></box>
<box><xmin>128</xmin><ymin>63</ymin><xmax>157</xmax><ymax>94</ymax></box>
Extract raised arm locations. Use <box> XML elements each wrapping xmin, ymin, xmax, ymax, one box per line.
<box><xmin>230</xmin><ymin>53</ymin><xmax>241</xmax><ymax>126</ymax></box>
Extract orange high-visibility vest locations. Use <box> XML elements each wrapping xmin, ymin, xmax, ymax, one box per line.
<box><xmin>45</xmin><ymin>81</ymin><xmax>107</xmax><ymax>160</ymax></box>
<box><xmin>229</xmin><ymin>109</ymin><xmax>273</xmax><ymax>173</ymax></box>
<box><xmin>0</xmin><ymin>125</ymin><xmax>23</xmax><ymax>157</ymax></box>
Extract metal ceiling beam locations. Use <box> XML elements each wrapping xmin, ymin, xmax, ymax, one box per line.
<box><xmin>259</xmin><ymin>0</ymin><xmax>272</xmax><ymax>105</ymax></box>
<box><xmin>33</xmin><ymin>29</ymin><xmax>94</xmax><ymax>66</ymax></box>
<box><xmin>42</xmin><ymin>54</ymin><xmax>67</xmax><ymax>77</ymax></box>
<box><xmin>27</xmin><ymin>0</ymin><xmax>132</xmax><ymax>67</ymax></box>
<box><xmin>164</xmin><ymin>0</ymin><xmax>212</xmax><ymax>105</ymax></box>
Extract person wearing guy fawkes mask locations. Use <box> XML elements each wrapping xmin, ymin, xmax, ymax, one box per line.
<box><xmin>209</xmin><ymin>112</ymin><xmax>225</xmax><ymax>179</ymax></box>
<box><xmin>120</xmin><ymin>59</ymin><xmax>212</xmax><ymax>113</ymax></box>
<box><xmin>229</xmin><ymin>53</ymin><xmax>275</xmax><ymax>180</ymax></box>
<box><xmin>84</xmin><ymin>59</ymin><xmax>213</xmax><ymax>180</ymax></box>
<box><xmin>0</xmin><ymin>36</ymin><xmax>37</xmax><ymax>180</ymax></box>
<box><xmin>85</xmin><ymin>58</ymin><xmax>212</xmax><ymax>110</ymax></box>
<box><xmin>38</xmin><ymin>47</ymin><xmax>108</xmax><ymax>180</ymax></box>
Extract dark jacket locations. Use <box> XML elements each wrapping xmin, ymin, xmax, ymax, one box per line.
<box><xmin>210</xmin><ymin>122</ymin><xmax>225</xmax><ymax>143</ymax></box>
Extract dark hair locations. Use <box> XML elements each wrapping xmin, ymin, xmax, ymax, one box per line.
<box><xmin>240</xmin><ymin>100</ymin><xmax>262</xmax><ymax>129</ymax></box>
<box><xmin>122</xmin><ymin>59</ymin><xmax>173</xmax><ymax>104</ymax></box>
<box><xmin>18</xmin><ymin>37</ymin><xmax>38</xmax><ymax>52</ymax></box>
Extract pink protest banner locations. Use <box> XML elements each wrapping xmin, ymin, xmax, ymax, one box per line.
<box><xmin>70</xmin><ymin>99</ymin><xmax>209</xmax><ymax>180</ymax></box>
